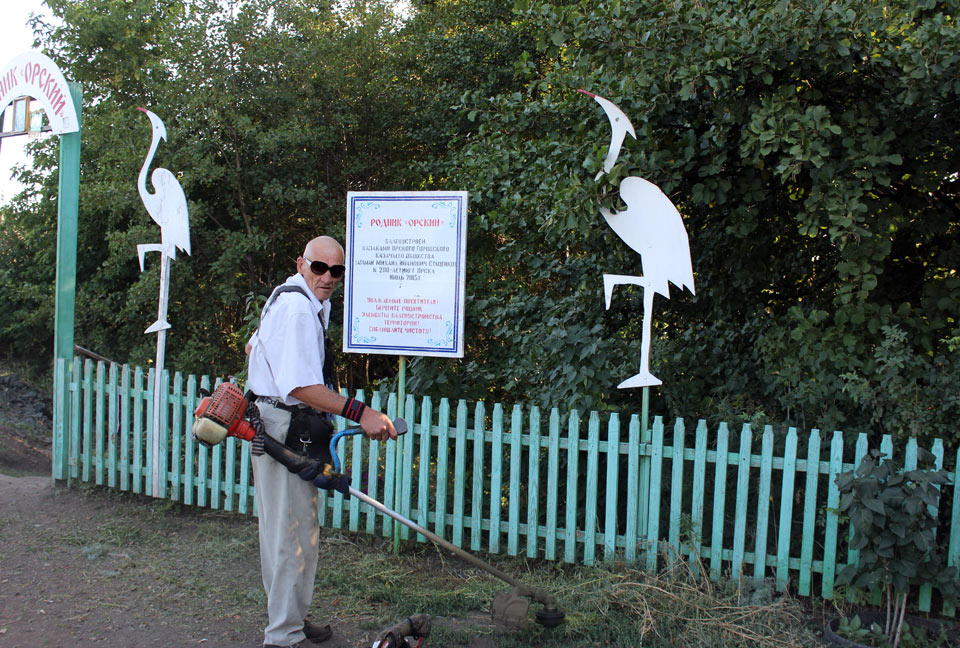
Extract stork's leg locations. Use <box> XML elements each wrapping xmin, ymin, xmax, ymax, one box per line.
<box><xmin>617</xmin><ymin>286</ymin><xmax>662</xmax><ymax>389</ymax></box>
<box><xmin>137</xmin><ymin>243</ymin><xmax>163</xmax><ymax>272</ymax></box>
<box><xmin>144</xmin><ymin>253</ymin><xmax>172</xmax><ymax>334</ymax></box>
<box><xmin>603</xmin><ymin>273</ymin><xmax>645</xmax><ymax>309</ymax></box>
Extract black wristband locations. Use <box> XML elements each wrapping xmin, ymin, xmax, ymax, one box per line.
<box><xmin>341</xmin><ymin>398</ymin><xmax>366</xmax><ymax>423</ymax></box>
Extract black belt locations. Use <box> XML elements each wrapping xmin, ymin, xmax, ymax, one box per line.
<box><xmin>255</xmin><ymin>395</ymin><xmax>305</xmax><ymax>413</ymax></box>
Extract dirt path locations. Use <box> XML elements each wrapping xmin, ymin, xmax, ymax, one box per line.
<box><xmin>0</xmin><ymin>367</ymin><xmax>495</xmax><ymax>648</ymax></box>
<box><xmin>0</xmin><ymin>473</ymin><xmax>263</xmax><ymax>647</ymax></box>
<box><xmin>1</xmin><ymin>472</ymin><xmax>479</xmax><ymax>648</ymax></box>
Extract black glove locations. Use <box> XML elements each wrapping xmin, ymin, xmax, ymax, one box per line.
<box><xmin>297</xmin><ymin>462</ymin><xmax>350</xmax><ymax>498</ymax></box>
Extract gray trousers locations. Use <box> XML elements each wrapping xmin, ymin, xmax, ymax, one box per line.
<box><xmin>252</xmin><ymin>402</ymin><xmax>320</xmax><ymax>646</ymax></box>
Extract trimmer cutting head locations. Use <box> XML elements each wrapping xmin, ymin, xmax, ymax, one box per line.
<box><xmin>491</xmin><ymin>587</ymin><xmax>565</xmax><ymax>629</ymax></box>
<box><xmin>535</xmin><ymin>606</ymin><xmax>566</xmax><ymax>628</ymax></box>
<box><xmin>491</xmin><ymin>589</ymin><xmax>530</xmax><ymax>628</ymax></box>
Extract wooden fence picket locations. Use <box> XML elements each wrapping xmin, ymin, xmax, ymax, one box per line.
<box><xmin>417</xmin><ymin>396</ymin><xmax>433</xmax><ymax>542</ymax></box>
<box><xmin>95</xmin><ymin>362</ymin><xmax>105</xmax><ymax>485</ymax></box>
<box><xmin>690</xmin><ymin>420</ymin><xmax>708</xmax><ymax>574</ymax></box>
<box><xmin>69</xmin><ymin>357</ymin><xmax>81</xmax><ymax>480</ymax></box>
<box><xmin>184</xmin><ymin>374</ymin><xmax>197</xmax><ymax>506</ymax></box>
<box><xmin>564</xmin><ymin>409</ymin><xmax>580</xmax><ymax>564</ymax></box>
<box><xmin>119</xmin><ymin>365</ymin><xmax>131</xmax><ymax>492</ymax></box>
<box><xmin>237</xmin><ymin>382</ymin><xmax>251</xmax><ymax>515</ymax></box>
<box><xmin>49</xmin><ymin>361</ymin><xmax>960</xmax><ymax>617</ymax></box>
<box><xmin>645</xmin><ymin>417</ymin><xmax>665</xmax><ymax>572</ymax></box>
<box><xmin>489</xmin><ymin>403</ymin><xmax>503</xmax><ymax>553</ymax></box>
<box><xmin>918</xmin><ymin>438</ymin><xmax>944</xmax><ymax>611</ymax></box>
<box><xmin>545</xmin><ymin>408</ymin><xmax>560</xmax><ymax>561</ymax></box>
<box><xmin>508</xmin><ymin>404</ymin><xmax>523</xmax><ymax>556</ymax></box>
<box><xmin>81</xmin><ymin>359</ymin><xmax>92</xmax><ymax>482</ymax></box>
<box><xmin>624</xmin><ymin>414</ymin><xmax>640</xmax><ymax>563</ymax></box>
<box><xmin>846</xmin><ymin>434</ymin><xmax>869</xmax><ymax>583</ymax></box>
<box><xmin>107</xmin><ymin>362</ymin><xmax>118</xmax><ymax>488</ymax></box>
<box><xmin>452</xmin><ymin>399</ymin><xmax>467</xmax><ymax>547</ymax></box>
<box><xmin>170</xmin><ymin>372</ymin><xmax>183</xmax><ymax>503</ymax></box>
<box><xmin>159</xmin><ymin>369</ymin><xmax>170</xmax><ymax>500</ymax></box>
<box><xmin>731</xmin><ymin>424</ymin><xmax>752</xmax><ymax>583</ymax></box>
<box><xmin>132</xmin><ymin>366</ymin><xmax>144</xmax><ymax>494</ymax></box>
<box><xmin>668</xmin><ymin>419</ymin><xmax>685</xmax><ymax>563</ymax></box>
<box><xmin>710</xmin><ymin>422</ymin><xmax>730</xmax><ymax>579</ymax></box>
<box><xmin>753</xmin><ymin>425</ymin><xmax>774</xmax><ymax>581</ymax></box>
<box><xmin>798</xmin><ymin>430</ymin><xmax>821</xmax><ymax>596</ymax></box>
<box><xmin>822</xmin><ymin>430</ymin><xmax>844</xmax><ymax>598</ymax></box>
<box><xmin>584</xmin><ymin>412</ymin><xmax>601</xmax><ymax>566</ymax></box>
<box><xmin>196</xmin><ymin>376</ymin><xmax>210</xmax><ymax>507</ymax></box>
<box><xmin>603</xmin><ymin>413</ymin><xmax>620</xmax><ymax>562</ymax></box>
<box><xmin>435</xmin><ymin>398</ymin><xmax>450</xmax><ymax>539</ymax></box>
<box><xmin>145</xmin><ymin>368</ymin><xmax>155</xmax><ymax>496</ymax></box>
<box><xmin>471</xmin><ymin>401</ymin><xmax>485</xmax><ymax>552</ymax></box>
<box><xmin>399</xmin><ymin>394</ymin><xmax>415</xmax><ymax>540</ymax></box>
<box><xmin>526</xmin><ymin>406</ymin><xmax>542</xmax><ymax>559</ymax></box>
<box><xmin>775</xmin><ymin>428</ymin><xmax>799</xmax><ymax>591</ymax></box>
<box><xmin>945</xmin><ymin>448</ymin><xmax>960</xmax><ymax>617</ymax></box>
<box><xmin>53</xmin><ymin>358</ymin><xmax>67</xmax><ymax>481</ymax></box>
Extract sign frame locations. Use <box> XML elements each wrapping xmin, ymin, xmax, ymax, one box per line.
<box><xmin>343</xmin><ymin>191</ymin><xmax>468</xmax><ymax>358</ymax></box>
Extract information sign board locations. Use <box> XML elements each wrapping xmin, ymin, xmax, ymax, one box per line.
<box><xmin>344</xmin><ymin>191</ymin><xmax>468</xmax><ymax>358</ymax></box>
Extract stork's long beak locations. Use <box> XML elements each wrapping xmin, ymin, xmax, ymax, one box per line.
<box><xmin>579</xmin><ymin>91</ymin><xmax>637</xmax><ymax>176</ymax></box>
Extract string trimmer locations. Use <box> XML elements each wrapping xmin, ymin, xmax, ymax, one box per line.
<box><xmin>192</xmin><ymin>383</ymin><xmax>566</xmax><ymax>630</ymax></box>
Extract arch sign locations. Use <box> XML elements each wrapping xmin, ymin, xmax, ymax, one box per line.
<box><xmin>1</xmin><ymin>51</ymin><xmax>82</xmax><ymax>483</ymax></box>
<box><xmin>0</xmin><ymin>51</ymin><xmax>79</xmax><ymax>134</ymax></box>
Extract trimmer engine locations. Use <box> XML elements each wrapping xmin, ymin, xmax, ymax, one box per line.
<box><xmin>192</xmin><ymin>383</ymin><xmax>256</xmax><ymax>446</ymax></box>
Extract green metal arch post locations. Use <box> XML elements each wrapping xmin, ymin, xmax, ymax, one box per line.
<box><xmin>52</xmin><ymin>81</ymin><xmax>82</xmax><ymax>480</ymax></box>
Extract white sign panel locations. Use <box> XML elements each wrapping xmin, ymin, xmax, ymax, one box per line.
<box><xmin>0</xmin><ymin>52</ymin><xmax>79</xmax><ymax>134</ymax></box>
<box><xmin>344</xmin><ymin>191</ymin><xmax>468</xmax><ymax>358</ymax></box>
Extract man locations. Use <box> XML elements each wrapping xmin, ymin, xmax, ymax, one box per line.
<box><xmin>246</xmin><ymin>235</ymin><xmax>397</xmax><ymax>648</ymax></box>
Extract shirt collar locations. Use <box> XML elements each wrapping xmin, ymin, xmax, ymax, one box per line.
<box><xmin>286</xmin><ymin>273</ymin><xmax>331</xmax><ymax>328</ymax></box>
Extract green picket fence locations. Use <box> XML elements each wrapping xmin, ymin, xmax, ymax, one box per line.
<box><xmin>51</xmin><ymin>357</ymin><xmax>960</xmax><ymax>615</ymax></box>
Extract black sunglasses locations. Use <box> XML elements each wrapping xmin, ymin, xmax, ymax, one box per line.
<box><xmin>303</xmin><ymin>256</ymin><xmax>346</xmax><ymax>279</ymax></box>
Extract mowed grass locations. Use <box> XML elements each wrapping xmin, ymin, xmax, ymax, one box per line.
<box><xmin>39</xmin><ymin>484</ymin><xmax>825</xmax><ymax>647</ymax></box>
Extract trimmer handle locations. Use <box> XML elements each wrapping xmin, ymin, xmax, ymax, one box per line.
<box><xmin>330</xmin><ymin>417</ymin><xmax>407</xmax><ymax>473</ymax></box>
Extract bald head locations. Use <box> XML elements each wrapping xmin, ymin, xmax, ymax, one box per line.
<box><xmin>303</xmin><ymin>236</ymin><xmax>344</xmax><ymax>260</ymax></box>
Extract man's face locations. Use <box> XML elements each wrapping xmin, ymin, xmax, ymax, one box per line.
<box><xmin>298</xmin><ymin>242</ymin><xmax>344</xmax><ymax>301</ymax></box>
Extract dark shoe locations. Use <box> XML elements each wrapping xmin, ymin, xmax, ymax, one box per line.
<box><xmin>263</xmin><ymin>643</ymin><xmax>311</xmax><ymax>648</ymax></box>
<box><xmin>303</xmin><ymin>620</ymin><xmax>333</xmax><ymax>644</ymax></box>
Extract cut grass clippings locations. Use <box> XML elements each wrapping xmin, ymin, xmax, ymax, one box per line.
<box><xmin>37</xmin><ymin>485</ymin><xmax>824</xmax><ymax>647</ymax></box>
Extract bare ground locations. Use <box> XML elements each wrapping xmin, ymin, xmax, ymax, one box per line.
<box><xmin>0</xmin><ymin>471</ymin><xmax>498</xmax><ymax>648</ymax></box>
<box><xmin>0</xmin><ymin>373</ymin><xmax>498</xmax><ymax>648</ymax></box>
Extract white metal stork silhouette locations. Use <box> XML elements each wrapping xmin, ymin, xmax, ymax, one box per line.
<box><xmin>136</xmin><ymin>107</ymin><xmax>191</xmax><ymax>498</ymax></box>
<box><xmin>578</xmin><ymin>90</ymin><xmax>695</xmax><ymax>388</ymax></box>
<box><xmin>137</xmin><ymin>107</ymin><xmax>191</xmax><ymax>333</ymax></box>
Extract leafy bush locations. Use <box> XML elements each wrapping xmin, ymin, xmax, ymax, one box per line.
<box><xmin>835</xmin><ymin>448</ymin><xmax>959</xmax><ymax>648</ymax></box>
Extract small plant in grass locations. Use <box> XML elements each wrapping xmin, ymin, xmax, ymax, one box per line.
<box><xmin>835</xmin><ymin>448</ymin><xmax>959</xmax><ymax>648</ymax></box>
<box><xmin>836</xmin><ymin>614</ymin><xmax>951</xmax><ymax>648</ymax></box>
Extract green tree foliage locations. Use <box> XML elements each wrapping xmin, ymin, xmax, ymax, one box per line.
<box><xmin>410</xmin><ymin>0</ymin><xmax>960</xmax><ymax>447</ymax></box>
<box><xmin>1</xmin><ymin>0</ymin><xmax>420</xmax><ymax>386</ymax></box>
<box><xmin>1</xmin><ymin>0</ymin><xmax>958</xmax><ymax>448</ymax></box>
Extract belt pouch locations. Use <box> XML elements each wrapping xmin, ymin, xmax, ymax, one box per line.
<box><xmin>285</xmin><ymin>409</ymin><xmax>334</xmax><ymax>464</ymax></box>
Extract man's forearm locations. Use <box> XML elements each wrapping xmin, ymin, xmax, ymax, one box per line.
<box><xmin>289</xmin><ymin>384</ymin><xmax>398</xmax><ymax>441</ymax></box>
<box><xmin>289</xmin><ymin>384</ymin><xmax>346</xmax><ymax>416</ymax></box>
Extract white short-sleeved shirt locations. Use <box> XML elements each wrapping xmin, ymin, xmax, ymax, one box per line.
<box><xmin>246</xmin><ymin>273</ymin><xmax>332</xmax><ymax>406</ymax></box>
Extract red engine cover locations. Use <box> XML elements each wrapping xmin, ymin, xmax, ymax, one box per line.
<box><xmin>193</xmin><ymin>383</ymin><xmax>255</xmax><ymax>442</ymax></box>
